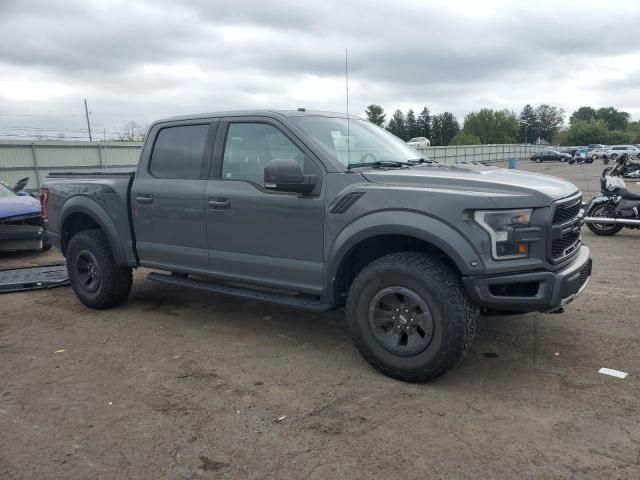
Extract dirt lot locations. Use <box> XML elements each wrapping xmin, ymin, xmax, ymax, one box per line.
<box><xmin>1</xmin><ymin>161</ymin><xmax>639</xmax><ymax>480</ymax></box>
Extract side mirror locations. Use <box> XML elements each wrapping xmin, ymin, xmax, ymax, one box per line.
<box><xmin>16</xmin><ymin>191</ymin><xmax>30</xmax><ymax>196</ymax></box>
<box><xmin>264</xmin><ymin>158</ymin><xmax>316</xmax><ymax>194</ymax></box>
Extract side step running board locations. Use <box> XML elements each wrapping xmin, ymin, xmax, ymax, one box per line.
<box><xmin>147</xmin><ymin>272</ymin><xmax>332</xmax><ymax>312</ymax></box>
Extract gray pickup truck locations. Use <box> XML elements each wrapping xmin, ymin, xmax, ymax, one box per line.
<box><xmin>42</xmin><ymin>110</ymin><xmax>592</xmax><ymax>382</ymax></box>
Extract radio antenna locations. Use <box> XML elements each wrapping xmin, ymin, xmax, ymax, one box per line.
<box><xmin>345</xmin><ymin>48</ymin><xmax>351</xmax><ymax>166</ymax></box>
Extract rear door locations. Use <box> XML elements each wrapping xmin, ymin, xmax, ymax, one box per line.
<box><xmin>204</xmin><ymin>117</ymin><xmax>326</xmax><ymax>294</ymax></box>
<box><xmin>132</xmin><ymin>120</ymin><xmax>218</xmax><ymax>274</ymax></box>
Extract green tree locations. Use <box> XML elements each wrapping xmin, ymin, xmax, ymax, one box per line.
<box><xmin>405</xmin><ymin>109</ymin><xmax>420</xmax><ymax>139</ymax></box>
<box><xmin>365</xmin><ymin>104</ymin><xmax>386</xmax><ymax>127</ymax></box>
<box><xmin>570</xmin><ymin>106</ymin><xmax>597</xmax><ymax>125</ymax></box>
<box><xmin>449</xmin><ymin>131</ymin><xmax>481</xmax><ymax>145</ymax></box>
<box><xmin>518</xmin><ymin>104</ymin><xmax>538</xmax><ymax>143</ymax></box>
<box><xmin>535</xmin><ymin>105</ymin><xmax>564</xmax><ymax>142</ymax></box>
<box><xmin>386</xmin><ymin>110</ymin><xmax>406</xmax><ymax>140</ymax></box>
<box><xmin>432</xmin><ymin>112</ymin><xmax>460</xmax><ymax>146</ymax></box>
<box><xmin>417</xmin><ymin>107</ymin><xmax>432</xmax><ymax>141</ymax></box>
<box><xmin>463</xmin><ymin>108</ymin><xmax>518</xmax><ymax>144</ymax></box>
<box><xmin>596</xmin><ymin>107</ymin><xmax>631</xmax><ymax>131</ymax></box>
<box><xmin>562</xmin><ymin>119</ymin><xmax>610</xmax><ymax>145</ymax></box>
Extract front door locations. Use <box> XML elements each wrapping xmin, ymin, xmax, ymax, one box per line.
<box><xmin>205</xmin><ymin>119</ymin><xmax>325</xmax><ymax>294</ymax></box>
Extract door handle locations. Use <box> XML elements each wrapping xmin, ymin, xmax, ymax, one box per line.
<box><xmin>208</xmin><ymin>198</ymin><xmax>230</xmax><ymax>210</ymax></box>
<box><xmin>135</xmin><ymin>194</ymin><xmax>154</xmax><ymax>205</ymax></box>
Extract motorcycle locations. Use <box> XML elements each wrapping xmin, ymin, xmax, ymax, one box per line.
<box><xmin>568</xmin><ymin>156</ymin><xmax>593</xmax><ymax>165</ymax></box>
<box><xmin>583</xmin><ymin>158</ymin><xmax>640</xmax><ymax>235</ymax></box>
<box><xmin>605</xmin><ymin>153</ymin><xmax>640</xmax><ymax>178</ymax></box>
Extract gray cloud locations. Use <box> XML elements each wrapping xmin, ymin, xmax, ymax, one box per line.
<box><xmin>1</xmin><ymin>0</ymin><xmax>639</xmax><ymax>138</ymax></box>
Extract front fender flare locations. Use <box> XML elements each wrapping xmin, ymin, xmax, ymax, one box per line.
<box><xmin>325</xmin><ymin>210</ymin><xmax>483</xmax><ymax>304</ymax></box>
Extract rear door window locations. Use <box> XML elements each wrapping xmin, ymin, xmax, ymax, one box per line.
<box><xmin>150</xmin><ymin>124</ymin><xmax>210</xmax><ymax>179</ymax></box>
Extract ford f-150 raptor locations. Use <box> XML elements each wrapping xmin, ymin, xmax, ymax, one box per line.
<box><xmin>41</xmin><ymin>110</ymin><xmax>592</xmax><ymax>382</ymax></box>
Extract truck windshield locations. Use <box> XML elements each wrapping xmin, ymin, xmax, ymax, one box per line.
<box><xmin>292</xmin><ymin>116</ymin><xmax>425</xmax><ymax>168</ymax></box>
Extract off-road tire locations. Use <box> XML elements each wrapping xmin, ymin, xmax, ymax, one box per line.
<box><xmin>66</xmin><ymin>229</ymin><xmax>132</xmax><ymax>309</ymax></box>
<box><xmin>346</xmin><ymin>252</ymin><xmax>478</xmax><ymax>382</ymax></box>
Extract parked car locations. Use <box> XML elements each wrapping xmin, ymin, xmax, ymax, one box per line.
<box><xmin>530</xmin><ymin>149</ymin><xmax>572</xmax><ymax>162</ymax></box>
<box><xmin>42</xmin><ymin>110</ymin><xmax>592</xmax><ymax>382</ymax></box>
<box><xmin>588</xmin><ymin>147</ymin><xmax>609</xmax><ymax>161</ymax></box>
<box><xmin>588</xmin><ymin>144</ymin><xmax>605</xmax><ymax>150</ymax></box>
<box><xmin>407</xmin><ymin>137</ymin><xmax>430</xmax><ymax>148</ymax></box>
<box><xmin>606</xmin><ymin>145</ymin><xmax>640</xmax><ymax>160</ymax></box>
<box><xmin>560</xmin><ymin>147</ymin><xmax>581</xmax><ymax>157</ymax></box>
<box><xmin>0</xmin><ymin>179</ymin><xmax>48</xmax><ymax>251</ymax></box>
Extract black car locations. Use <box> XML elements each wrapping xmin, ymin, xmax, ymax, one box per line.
<box><xmin>531</xmin><ymin>149</ymin><xmax>572</xmax><ymax>163</ymax></box>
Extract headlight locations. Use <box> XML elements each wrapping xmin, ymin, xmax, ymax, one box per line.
<box><xmin>473</xmin><ymin>209</ymin><xmax>533</xmax><ymax>260</ymax></box>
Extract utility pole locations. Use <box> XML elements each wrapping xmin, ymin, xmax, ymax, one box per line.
<box><xmin>84</xmin><ymin>98</ymin><xmax>93</xmax><ymax>141</ymax></box>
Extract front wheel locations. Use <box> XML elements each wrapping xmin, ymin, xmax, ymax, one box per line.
<box><xmin>346</xmin><ymin>252</ymin><xmax>477</xmax><ymax>382</ymax></box>
<box><xmin>534</xmin><ymin>157</ymin><xmax>542</xmax><ymax>163</ymax></box>
<box><xmin>586</xmin><ymin>204</ymin><xmax>623</xmax><ymax>236</ymax></box>
<box><xmin>66</xmin><ymin>229</ymin><xmax>133</xmax><ymax>309</ymax></box>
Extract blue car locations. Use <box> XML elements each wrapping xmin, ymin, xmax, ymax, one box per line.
<box><xmin>0</xmin><ymin>178</ymin><xmax>48</xmax><ymax>251</ymax></box>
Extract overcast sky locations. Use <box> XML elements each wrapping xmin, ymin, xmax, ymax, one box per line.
<box><xmin>1</xmin><ymin>0</ymin><xmax>640</xmax><ymax>139</ymax></box>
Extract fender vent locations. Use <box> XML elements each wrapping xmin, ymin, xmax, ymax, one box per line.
<box><xmin>331</xmin><ymin>192</ymin><xmax>364</xmax><ymax>214</ymax></box>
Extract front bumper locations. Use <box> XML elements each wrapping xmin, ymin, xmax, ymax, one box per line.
<box><xmin>0</xmin><ymin>224</ymin><xmax>44</xmax><ymax>251</ymax></box>
<box><xmin>462</xmin><ymin>246</ymin><xmax>592</xmax><ymax>313</ymax></box>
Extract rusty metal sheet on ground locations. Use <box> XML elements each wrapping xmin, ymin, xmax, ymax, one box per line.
<box><xmin>0</xmin><ymin>265</ymin><xmax>69</xmax><ymax>293</ymax></box>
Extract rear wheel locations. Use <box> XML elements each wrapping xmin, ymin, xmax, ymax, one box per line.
<box><xmin>346</xmin><ymin>252</ymin><xmax>477</xmax><ymax>382</ymax></box>
<box><xmin>66</xmin><ymin>229</ymin><xmax>132</xmax><ymax>309</ymax></box>
<box><xmin>586</xmin><ymin>204</ymin><xmax>623</xmax><ymax>236</ymax></box>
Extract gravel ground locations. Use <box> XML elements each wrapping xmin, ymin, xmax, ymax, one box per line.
<box><xmin>1</xmin><ymin>161</ymin><xmax>639</xmax><ymax>480</ymax></box>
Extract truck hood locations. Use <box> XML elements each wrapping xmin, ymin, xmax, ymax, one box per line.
<box><xmin>362</xmin><ymin>163</ymin><xmax>579</xmax><ymax>207</ymax></box>
<box><xmin>0</xmin><ymin>195</ymin><xmax>42</xmax><ymax>220</ymax></box>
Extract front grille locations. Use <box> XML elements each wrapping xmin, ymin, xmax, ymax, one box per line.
<box><xmin>551</xmin><ymin>231</ymin><xmax>580</xmax><ymax>258</ymax></box>
<box><xmin>579</xmin><ymin>258</ymin><xmax>593</xmax><ymax>288</ymax></box>
<box><xmin>553</xmin><ymin>201</ymin><xmax>581</xmax><ymax>224</ymax></box>
<box><xmin>549</xmin><ymin>194</ymin><xmax>582</xmax><ymax>263</ymax></box>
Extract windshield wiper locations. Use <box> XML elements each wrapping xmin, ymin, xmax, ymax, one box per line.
<box><xmin>348</xmin><ymin>160</ymin><xmax>411</xmax><ymax>169</ymax></box>
<box><xmin>407</xmin><ymin>157</ymin><xmax>437</xmax><ymax>164</ymax></box>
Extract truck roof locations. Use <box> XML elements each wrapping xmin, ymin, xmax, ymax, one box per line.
<box><xmin>154</xmin><ymin>109</ymin><xmax>362</xmax><ymax>125</ymax></box>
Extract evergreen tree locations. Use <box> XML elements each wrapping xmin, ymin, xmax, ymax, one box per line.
<box><xmin>417</xmin><ymin>107</ymin><xmax>432</xmax><ymax>141</ymax></box>
<box><xmin>365</xmin><ymin>104</ymin><xmax>386</xmax><ymax>127</ymax></box>
<box><xmin>386</xmin><ymin>110</ymin><xmax>407</xmax><ymax>140</ymax></box>
<box><xmin>518</xmin><ymin>104</ymin><xmax>538</xmax><ymax>143</ymax></box>
<box><xmin>405</xmin><ymin>109</ymin><xmax>419</xmax><ymax>139</ymax></box>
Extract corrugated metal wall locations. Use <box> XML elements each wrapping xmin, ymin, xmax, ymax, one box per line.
<box><xmin>0</xmin><ymin>140</ymin><xmax>142</xmax><ymax>191</ymax></box>
<box><xmin>0</xmin><ymin>140</ymin><xmax>545</xmax><ymax>192</ymax></box>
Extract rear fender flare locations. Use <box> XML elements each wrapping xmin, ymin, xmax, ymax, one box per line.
<box><xmin>59</xmin><ymin>196</ymin><xmax>132</xmax><ymax>266</ymax></box>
